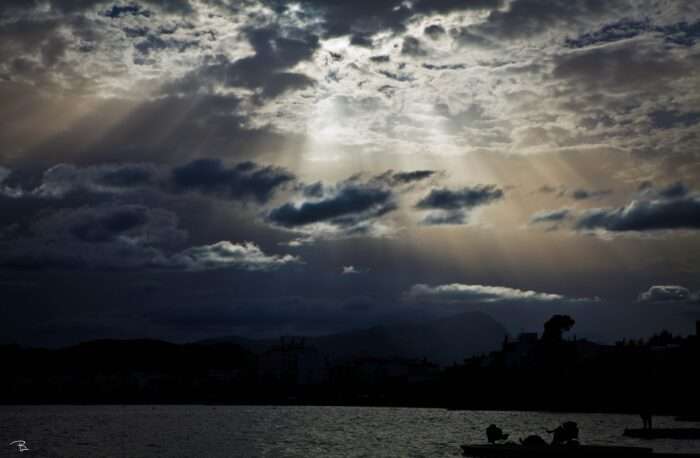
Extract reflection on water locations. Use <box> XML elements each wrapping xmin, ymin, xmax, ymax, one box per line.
<box><xmin>1</xmin><ymin>405</ymin><xmax>699</xmax><ymax>457</ymax></box>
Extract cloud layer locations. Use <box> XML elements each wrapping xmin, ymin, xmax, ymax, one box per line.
<box><xmin>638</xmin><ymin>285</ymin><xmax>699</xmax><ymax>304</ymax></box>
<box><xmin>575</xmin><ymin>194</ymin><xmax>700</xmax><ymax>233</ymax></box>
<box><xmin>416</xmin><ymin>185</ymin><xmax>504</xmax><ymax>225</ymax></box>
<box><xmin>1</xmin><ymin>0</ymin><xmax>700</xmax><ymax>345</ymax></box>
<box><xmin>405</xmin><ymin>283</ymin><xmax>592</xmax><ymax>305</ymax></box>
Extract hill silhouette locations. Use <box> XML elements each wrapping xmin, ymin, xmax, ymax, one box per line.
<box><xmin>1</xmin><ymin>311</ymin><xmax>506</xmax><ymax>405</ymax></box>
<box><xmin>2</xmin><ymin>314</ymin><xmax>698</xmax><ymax>412</ymax></box>
<box><xmin>202</xmin><ymin>311</ymin><xmax>507</xmax><ymax>366</ymax></box>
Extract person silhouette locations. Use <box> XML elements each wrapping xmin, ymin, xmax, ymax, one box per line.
<box><xmin>548</xmin><ymin>421</ymin><xmax>579</xmax><ymax>446</ymax></box>
<box><xmin>486</xmin><ymin>424</ymin><xmax>509</xmax><ymax>444</ymax></box>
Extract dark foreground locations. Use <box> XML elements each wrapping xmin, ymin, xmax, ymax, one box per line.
<box><xmin>2</xmin><ymin>317</ymin><xmax>699</xmax><ymax>415</ymax></box>
<box><xmin>3</xmin><ymin>337</ymin><xmax>699</xmax><ymax>415</ymax></box>
<box><xmin>461</xmin><ymin>444</ymin><xmax>700</xmax><ymax>457</ymax></box>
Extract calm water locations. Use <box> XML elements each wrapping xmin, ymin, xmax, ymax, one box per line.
<box><xmin>1</xmin><ymin>405</ymin><xmax>699</xmax><ymax>457</ymax></box>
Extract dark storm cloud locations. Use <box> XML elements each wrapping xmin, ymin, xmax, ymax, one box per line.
<box><xmin>171</xmin><ymin>158</ymin><xmax>295</xmax><ymax>203</ymax></box>
<box><xmin>637</xmin><ymin>181</ymin><xmax>691</xmax><ymax>200</ymax></box>
<box><xmin>6</xmin><ymin>163</ymin><xmax>161</xmax><ymax>199</ymax></box>
<box><xmin>421</xmin><ymin>210</ymin><xmax>469</xmax><ymax>226</ymax></box>
<box><xmin>290</xmin><ymin>1</ymin><xmax>411</xmax><ymax>39</ymax></box>
<box><xmin>0</xmin><ymin>158</ymin><xmax>309</xmax><ymax>275</ymax></box>
<box><xmin>378</xmin><ymin>70</ymin><xmax>415</xmax><ymax>82</ymax></box>
<box><xmin>2</xmin><ymin>159</ymin><xmax>292</xmax><ymax>204</ymax></box>
<box><xmin>565</xmin><ymin>19</ymin><xmax>700</xmax><ymax>49</ymax></box>
<box><xmin>0</xmin><ymin>19</ymin><xmax>63</xmax><ymax>58</ymax></box>
<box><xmin>70</xmin><ymin>205</ymin><xmax>151</xmax><ymax>243</ymax></box>
<box><xmin>569</xmin><ymin>188</ymin><xmax>612</xmax><ymax>200</ymax></box>
<box><xmin>350</xmin><ymin>34</ymin><xmax>375</xmax><ymax>48</ymax></box>
<box><xmin>401</xmin><ymin>36</ymin><xmax>428</xmax><ymax>57</ymax></box>
<box><xmin>370</xmin><ymin>55</ymin><xmax>391</xmax><ymax>63</ymax></box>
<box><xmin>416</xmin><ymin>185</ymin><xmax>503</xmax><ymax>226</ymax></box>
<box><xmin>1</xmin><ymin>0</ymin><xmax>193</xmax><ymax>17</ymax></box>
<box><xmin>661</xmin><ymin>20</ymin><xmax>700</xmax><ymax>46</ymax></box>
<box><xmin>649</xmin><ymin>110</ymin><xmax>700</xmax><ymax>130</ymax></box>
<box><xmin>168</xmin><ymin>26</ymin><xmax>319</xmax><ymax>100</ymax></box>
<box><xmin>104</xmin><ymin>4</ymin><xmax>151</xmax><ymax>18</ymax></box>
<box><xmin>416</xmin><ymin>185</ymin><xmax>503</xmax><ymax>210</ymax></box>
<box><xmin>424</xmin><ymin>24</ymin><xmax>446</xmax><ymax>40</ymax></box>
<box><xmin>34</xmin><ymin>204</ymin><xmax>187</xmax><ymax>247</ymax></box>
<box><xmin>412</xmin><ymin>0</ymin><xmax>504</xmax><ymax>14</ymax></box>
<box><xmin>0</xmin><ymin>239</ymin><xmax>298</xmax><ymax>273</ymax></box>
<box><xmin>0</xmin><ymin>0</ymin><xmax>40</xmax><ymax>14</ymax></box>
<box><xmin>422</xmin><ymin>63</ymin><xmax>467</xmax><ymax>71</ymax></box>
<box><xmin>0</xmin><ymin>203</ymin><xmax>183</xmax><ymax>270</ymax></box>
<box><xmin>301</xmin><ymin>181</ymin><xmax>325</xmax><ymax>198</ymax></box>
<box><xmin>657</xmin><ymin>182</ymin><xmax>690</xmax><ymax>199</ymax></box>
<box><xmin>6</xmin><ymin>162</ymin><xmax>177</xmax><ymax>246</ymax></box>
<box><xmin>638</xmin><ymin>285</ymin><xmax>699</xmax><ymax>304</ymax></box>
<box><xmin>43</xmin><ymin>163</ymin><xmax>159</xmax><ymax>195</ymax></box>
<box><xmin>0</xmin><ymin>158</ymin><xmax>300</xmax><ymax>273</ymax></box>
<box><xmin>97</xmin><ymin>164</ymin><xmax>157</xmax><ymax>188</ymax></box>
<box><xmin>0</xmin><ymin>196</ymin><xmax>299</xmax><ymax>272</ymax></box>
<box><xmin>260</xmin><ymin>72</ymin><xmax>316</xmax><ymax>98</ymax></box>
<box><xmin>372</xmin><ymin>169</ymin><xmax>438</xmax><ymax>187</ymax></box>
<box><xmin>0</xmin><ymin>163</ymin><xmax>303</xmax><ymax>273</ymax></box>
<box><xmin>564</xmin><ymin>18</ymin><xmax>650</xmax><ymax>48</ymax></box>
<box><xmin>529</xmin><ymin>208</ymin><xmax>571</xmax><ymax>224</ymax></box>
<box><xmin>456</xmin><ymin>0</ymin><xmax>628</xmax><ymax>42</ymax></box>
<box><xmin>391</xmin><ymin>170</ymin><xmax>437</xmax><ymax>184</ymax></box>
<box><xmin>133</xmin><ymin>34</ymin><xmax>198</xmax><ymax>57</ymax></box>
<box><xmin>268</xmin><ymin>183</ymin><xmax>395</xmax><ymax>228</ymax></box>
<box><xmin>552</xmin><ymin>40</ymin><xmax>691</xmax><ymax>93</ymax></box>
<box><xmin>0</xmin><ymin>177</ymin><xmax>117</xmax><ymax>242</ymax></box>
<box><xmin>575</xmin><ymin>194</ymin><xmax>700</xmax><ymax>232</ymax></box>
<box><xmin>51</xmin><ymin>0</ymin><xmax>193</xmax><ymax>15</ymax></box>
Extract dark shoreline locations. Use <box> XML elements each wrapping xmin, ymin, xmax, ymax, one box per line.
<box><xmin>0</xmin><ymin>402</ymin><xmax>695</xmax><ymax>417</ymax></box>
<box><xmin>3</xmin><ymin>324</ymin><xmax>698</xmax><ymax>417</ymax></box>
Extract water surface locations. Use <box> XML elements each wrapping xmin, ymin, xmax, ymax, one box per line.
<box><xmin>1</xmin><ymin>405</ymin><xmax>699</xmax><ymax>457</ymax></box>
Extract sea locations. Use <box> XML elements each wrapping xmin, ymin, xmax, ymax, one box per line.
<box><xmin>1</xmin><ymin>405</ymin><xmax>699</xmax><ymax>457</ymax></box>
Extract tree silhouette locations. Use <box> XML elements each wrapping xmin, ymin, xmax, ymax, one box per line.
<box><xmin>542</xmin><ymin>315</ymin><xmax>575</xmax><ymax>343</ymax></box>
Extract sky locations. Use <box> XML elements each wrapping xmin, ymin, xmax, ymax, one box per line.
<box><xmin>1</xmin><ymin>0</ymin><xmax>699</xmax><ymax>347</ymax></box>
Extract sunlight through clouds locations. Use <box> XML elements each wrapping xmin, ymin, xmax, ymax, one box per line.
<box><xmin>1</xmin><ymin>0</ymin><xmax>699</xmax><ymax>343</ymax></box>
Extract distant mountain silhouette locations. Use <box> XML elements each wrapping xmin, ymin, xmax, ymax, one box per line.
<box><xmin>4</xmin><ymin>315</ymin><xmax>697</xmax><ymax>411</ymax></box>
<box><xmin>202</xmin><ymin>311</ymin><xmax>507</xmax><ymax>365</ymax></box>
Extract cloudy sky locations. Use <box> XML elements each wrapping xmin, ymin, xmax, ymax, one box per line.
<box><xmin>1</xmin><ymin>0</ymin><xmax>699</xmax><ymax>346</ymax></box>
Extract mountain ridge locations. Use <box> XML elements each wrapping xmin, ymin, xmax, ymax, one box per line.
<box><xmin>200</xmin><ymin>310</ymin><xmax>507</xmax><ymax>365</ymax></box>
